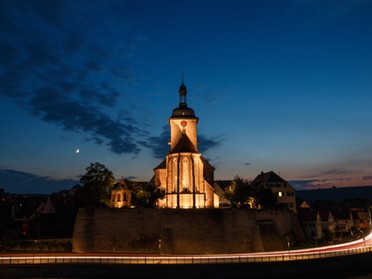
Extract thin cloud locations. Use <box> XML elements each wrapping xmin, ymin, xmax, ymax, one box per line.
<box><xmin>0</xmin><ymin>169</ymin><xmax>78</xmax><ymax>194</ymax></box>
<box><xmin>0</xmin><ymin>44</ymin><xmax>18</xmax><ymax>66</ymax></box>
<box><xmin>290</xmin><ymin>176</ymin><xmax>352</xmax><ymax>190</ymax></box>
<box><xmin>85</xmin><ymin>61</ymin><xmax>102</xmax><ymax>71</ymax></box>
<box><xmin>291</xmin><ymin>0</ymin><xmax>370</xmax><ymax>23</ymax></box>
<box><xmin>289</xmin><ymin>179</ymin><xmax>320</xmax><ymax>190</ymax></box>
<box><xmin>320</xmin><ymin>168</ymin><xmax>350</xmax><ymax>176</ymax></box>
<box><xmin>64</xmin><ymin>31</ymin><xmax>86</xmax><ymax>54</ymax></box>
<box><xmin>0</xmin><ymin>1</ymin><xmax>148</xmax><ymax>155</ymax></box>
<box><xmin>141</xmin><ymin>125</ymin><xmax>169</xmax><ymax>159</ymax></box>
<box><xmin>198</xmin><ymin>134</ymin><xmax>222</xmax><ymax>153</ymax></box>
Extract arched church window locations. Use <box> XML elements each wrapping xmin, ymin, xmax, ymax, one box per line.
<box><xmin>124</xmin><ymin>192</ymin><xmax>127</xmax><ymax>201</ymax></box>
<box><xmin>193</xmin><ymin>158</ymin><xmax>199</xmax><ymax>192</ymax></box>
<box><xmin>117</xmin><ymin>193</ymin><xmax>121</xmax><ymax>202</ymax></box>
<box><xmin>173</xmin><ymin>158</ymin><xmax>178</xmax><ymax>192</ymax></box>
<box><xmin>182</xmin><ymin>158</ymin><xmax>189</xmax><ymax>191</ymax></box>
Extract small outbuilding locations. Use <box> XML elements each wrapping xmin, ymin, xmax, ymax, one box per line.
<box><xmin>110</xmin><ymin>179</ymin><xmax>131</xmax><ymax>208</ymax></box>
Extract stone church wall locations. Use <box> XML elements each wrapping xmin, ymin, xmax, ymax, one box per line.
<box><xmin>72</xmin><ymin>208</ymin><xmax>303</xmax><ymax>254</ymax></box>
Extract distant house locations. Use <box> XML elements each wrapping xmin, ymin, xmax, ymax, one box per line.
<box><xmin>110</xmin><ymin>179</ymin><xmax>131</xmax><ymax>208</ymax></box>
<box><xmin>333</xmin><ymin>208</ymin><xmax>358</xmax><ymax>233</ymax></box>
<box><xmin>250</xmin><ymin>171</ymin><xmax>297</xmax><ymax>213</ymax></box>
<box><xmin>298</xmin><ymin>200</ymin><xmax>312</xmax><ymax>209</ymax></box>
<box><xmin>21</xmin><ymin>193</ymin><xmax>78</xmax><ymax>238</ymax></box>
<box><xmin>214</xmin><ymin>180</ymin><xmax>232</xmax><ymax>207</ymax></box>
<box><xmin>344</xmin><ymin>199</ymin><xmax>371</xmax><ymax>229</ymax></box>
<box><xmin>298</xmin><ymin>210</ymin><xmax>335</xmax><ymax>239</ymax></box>
<box><xmin>32</xmin><ymin>196</ymin><xmax>56</xmax><ymax>215</ymax></box>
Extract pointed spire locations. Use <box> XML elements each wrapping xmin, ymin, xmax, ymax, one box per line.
<box><xmin>179</xmin><ymin>72</ymin><xmax>187</xmax><ymax>108</ymax></box>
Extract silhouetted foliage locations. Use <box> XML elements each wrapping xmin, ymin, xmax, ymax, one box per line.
<box><xmin>128</xmin><ymin>182</ymin><xmax>165</xmax><ymax>208</ymax></box>
<box><xmin>323</xmin><ymin>229</ymin><xmax>335</xmax><ymax>243</ymax></box>
<box><xmin>256</xmin><ymin>187</ymin><xmax>277</xmax><ymax>209</ymax></box>
<box><xmin>146</xmin><ymin>183</ymin><xmax>166</xmax><ymax>208</ymax></box>
<box><xmin>224</xmin><ymin>176</ymin><xmax>254</xmax><ymax>208</ymax></box>
<box><xmin>78</xmin><ymin>162</ymin><xmax>116</xmax><ymax>207</ymax></box>
<box><xmin>224</xmin><ymin>176</ymin><xmax>278</xmax><ymax>209</ymax></box>
<box><xmin>128</xmin><ymin>182</ymin><xmax>149</xmax><ymax>207</ymax></box>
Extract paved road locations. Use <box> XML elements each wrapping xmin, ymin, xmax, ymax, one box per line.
<box><xmin>1</xmin><ymin>232</ymin><xmax>372</xmax><ymax>279</ymax></box>
<box><xmin>1</xmin><ymin>230</ymin><xmax>371</xmax><ymax>260</ymax></box>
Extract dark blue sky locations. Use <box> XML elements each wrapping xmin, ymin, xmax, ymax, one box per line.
<box><xmin>1</xmin><ymin>0</ymin><xmax>372</xmax><ymax>193</ymax></box>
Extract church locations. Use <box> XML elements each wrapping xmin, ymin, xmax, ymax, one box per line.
<box><xmin>153</xmin><ymin>81</ymin><xmax>219</xmax><ymax>209</ymax></box>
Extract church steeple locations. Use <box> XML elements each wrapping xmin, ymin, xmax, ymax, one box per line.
<box><xmin>179</xmin><ymin>73</ymin><xmax>187</xmax><ymax>108</ymax></box>
<box><xmin>169</xmin><ymin>79</ymin><xmax>198</xmax><ymax>152</ymax></box>
<box><xmin>179</xmin><ymin>81</ymin><xmax>187</xmax><ymax>108</ymax></box>
<box><xmin>171</xmin><ymin>77</ymin><xmax>196</xmax><ymax>119</ymax></box>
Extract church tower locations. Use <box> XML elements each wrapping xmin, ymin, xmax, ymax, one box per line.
<box><xmin>169</xmin><ymin>81</ymin><xmax>198</xmax><ymax>152</ymax></box>
<box><xmin>153</xmin><ymin>80</ymin><xmax>219</xmax><ymax>209</ymax></box>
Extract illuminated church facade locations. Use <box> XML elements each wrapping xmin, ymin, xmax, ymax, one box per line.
<box><xmin>153</xmin><ymin>82</ymin><xmax>219</xmax><ymax>208</ymax></box>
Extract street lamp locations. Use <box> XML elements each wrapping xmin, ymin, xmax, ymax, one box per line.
<box><xmin>360</xmin><ymin>230</ymin><xmax>365</xmax><ymax>246</ymax></box>
<box><xmin>33</xmin><ymin>240</ymin><xmax>38</xmax><ymax>257</ymax></box>
<box><xmin>286</xmin><ymin>236</ymin><xmax>290</xmax><ymax>255</ymax></box>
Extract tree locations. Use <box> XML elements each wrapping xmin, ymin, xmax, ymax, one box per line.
<box><xmin>146</xmin><ymin>183</ymin><xmax>166</xmax><ymax>208</ymax></box>
<box><xmin>128</xmin><ymin>182</ymin><xmax>150</xmax><ymax>207</ymax></box>
<box><xmin>79</xmin><ymin>162</ymin><xmax>116</xmax><ymax>207</ymax></box>
<box><xmin>223</xmin><ymin>176</ymin><xmax>254</xmax><ymax>208</ymax></box>
<box><xmin>323</xmin><ymin>229</ymin><xmax>335</xmax><ymax>244</ymax></box>
<box><xmin>127</xmin><ymin>182</ymin><xmax>166</xmax><ymax>208</ymax></box>
<box><xmin>224</xmin><ymin>176</ymin><xmax>278</xmax><ymax>209</ymax></box>
<box><xmin>256</xmin><ymin>187</ymin><xmax>277</xmax><ymax>209</ymax></box>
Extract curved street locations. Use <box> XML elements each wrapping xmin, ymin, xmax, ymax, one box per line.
<box><xmin>1</xmin><ymin>230</ymin><xmax>371</xmax><ymax>264</ymax></box>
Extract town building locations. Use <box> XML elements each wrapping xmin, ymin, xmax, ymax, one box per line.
<box><xmin>153</xmin><ymin>81</ymin><xmax>219</xmax><ymax>208</ymax></box>
<box><xmin>214</xmin><ymin>180</ymin><xmax>232</xmax><ymax>207</ymax></box>
<box><xmin>299</xmin><ymin>210</ymin><xmax>335</xmax><ymax>239</ymax></box>
<box><xmin>250</xmin><ymin>171</ymin><xmax>297</xmax><ymax>213</ymax></box>
<box><xmin>110</xmin><ymin>179</ymin><xmax>131</xmax><ymax>208</ymax></box>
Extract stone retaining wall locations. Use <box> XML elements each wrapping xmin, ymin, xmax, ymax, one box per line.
<box><xmin>72</xmin><ymin>208</ymin><xmax>302</xmax><ymax>254</ymax></box>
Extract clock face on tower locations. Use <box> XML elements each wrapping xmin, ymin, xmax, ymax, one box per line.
<box><xmin>181</xmin><ymin>121</ymin><xmax>187</xmax><ymax>127</ymax></box>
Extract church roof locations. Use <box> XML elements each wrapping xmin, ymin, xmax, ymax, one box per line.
<box><xmin>171</xmin><ymin>106</ymin><xmax>197</xmax><ymax>118</ymax></box>
<box><xmin>171</xmin><ymin>81</ymin><xmax>198</xmax><ymax>119</ymax></box>
<box><xmin>154</xmin><ymin>159</ymin><xmax>166</xmax><ymax>170</ymax></box>
<box><xmin>200</xmin><ymin>155</ymin><xmax>215</xmax><ymax>171</ymax></box>
<box><xmin>112</xmin><ymin>179</ymin><xmax>130</xmax><ymax>191</ymax></box>
<box><xmin>170</xmin><ymin>133</ymin><xmax>198</xmax><ymax>154</ymax></box>
<box><xmin>215</xmin><ymin>180</ymin><xmax>233</xmax><ymax>190</ymax></box>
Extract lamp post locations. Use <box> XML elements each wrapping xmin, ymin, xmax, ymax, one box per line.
<box><xmin>360</xmin><ymin>230</ymin><xmax>365</xmax><ymax>246</ymax></box>
<box><xmin>286</xmin><ymin>236</ymin><xmax>290</xmax><ymax>255</ymax></box>
<box><xmin>313</xmin><ymin>234</ymin><xmax>318</xmax><ymax>247</ymax></box>
<box><xmin>33</xmin><ymin>240</ymin><xmax>38</xmax><ymax>257</ymax></box>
